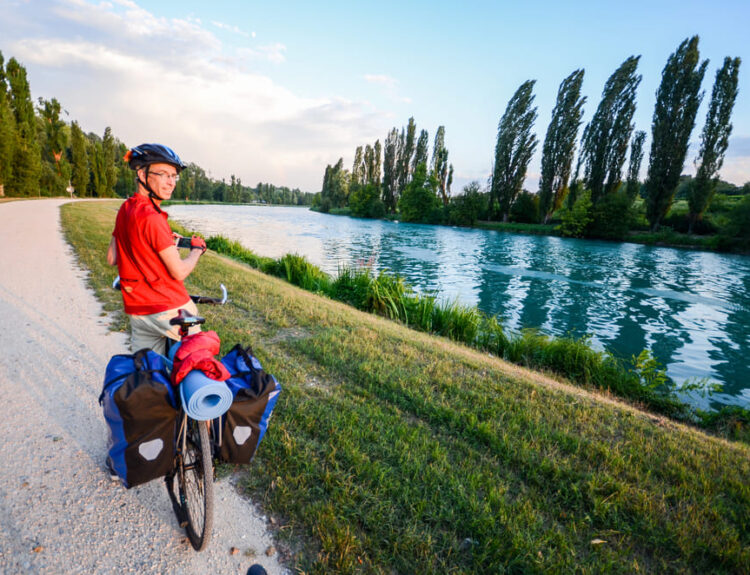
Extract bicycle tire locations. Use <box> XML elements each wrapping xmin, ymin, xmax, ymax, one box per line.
<box><xmin>178</xmin><ymin>419</ymin><xmax>214</xmax><ymax>551</ymax></box>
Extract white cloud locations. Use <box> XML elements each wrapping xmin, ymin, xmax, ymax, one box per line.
<box><xmin>1</xmin><ymin>0</ymin><xmax>387</xmax><ymax>190</ymax></box>
<box><xmin>364</xmin><ymin>73</ymin><xmax>411</xmax><ymax>104</ymax></box>
<box><xmin>211</xmin><ymin>20</ymin><xmax>250</xmax><ymax>38</ymax></box>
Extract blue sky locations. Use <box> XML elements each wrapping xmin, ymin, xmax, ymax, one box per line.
<box><xmin>1</xmin><ymin>0</ymin><xmax>748</xmax><ymax>192</ymax></box>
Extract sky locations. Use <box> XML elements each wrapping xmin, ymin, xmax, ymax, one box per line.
<box><xmin>1</xmin><ymin>0</ymin><xmax>749</xmax><ymax>193</ymax></box>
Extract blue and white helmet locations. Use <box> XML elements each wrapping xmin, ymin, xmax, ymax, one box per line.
<box><xmin>124</xmin><ymin>143</ymin><xmax>186</xmax><ymax>173</ymax></box>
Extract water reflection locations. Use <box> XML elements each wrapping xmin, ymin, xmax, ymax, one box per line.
<box><xmin>169</xmin><ymin>204</ymin><xmax>750</xmax><ymax>409</ymax></box>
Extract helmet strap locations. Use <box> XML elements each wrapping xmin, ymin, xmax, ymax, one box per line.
<box><xmin>136</xmin><ymin>165</ymin><xmax>163</xmax><ymax>214</ymax></box>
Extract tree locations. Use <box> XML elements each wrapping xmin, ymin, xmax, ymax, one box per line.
<box><xmin>581</xmin><ymin>56</ymin><xmax>641</xmax><ymax>204</ymax></box>
<box><xmin>448</xmin><ymin>181</ymin><xmax>484</xmax><ymax>226</ymax></box>
<box><xmin>688</xmin><ymin>56</ymin><xmax>741</xmax><ymax>232</ymax></box>
<box><xmin>70</xmin><ymin>121</ymin><xmax>89</xmax><ymax>197</ymax></box>
<box><xmin>431</xmin><ymin>126</ymin><xmax>451</xmax><ymax>205</ymax></box>
<box><xmin>396</xmin><ymin>117</ymin><xmax>416</xmax><ymax>196</ymax></box>
<box><xmin>382</xmin><ymin>128</ymin><xmax>399</xmax><ymax>213</ymax></box>
<box><xmin>538</xmin><ymin>69</ymin><xmax>586</xmax><ymax>222</ymax></box>
<box><xmin>558</xmin><ymin>189</ymin><xmax>593</xmax><ymax>238</ymax></box>
<box><xmin>6</xmin><ymin>57</ymin><xmax>41</xmax><ymax>196</ymax></box>
<box><xmin>645</xmin><ymin>36</ymin><xmax>708</xmax><ymax>231</ymax></box>
<box><xmin>413</xmin><ymin>129</ymin><xmax>429</xmax><ymax>175</ymax></box>
<box><xmin>398</xmin><ymin>163</ymin><xmax>439</xmax><ymax>223</ymax></box>
<box><xmin>489</xmin><ymin>80</ymin><xmax>538</xmax><ymax>222</ymax></box>
<box><xmin>625</xmin><ymin>130</ymin><xmax>646</xmax><ymax>201</ymax></box>
<box><xmin>0</xmin><ymin>51</ymin><xmax>16</xmax><ymax>196</ymax></box>
<box><xmin>369</xmin><ymin>140</ymin><xmax>382</xmax><ymax>187</ymax></box>
<box><xmin>102</xmin><ymin>127</ymin><xmax>117</xmax><ymax>197</ymax></box>
<box><xmin>351</xmin><ymin>146</ymin><xmax>364</xmax><ymax>188</ymax></box>
<box><xmin>37</xmin><ymin>97</ymin><xmax>70</xmax><ymax>196</ymax></box>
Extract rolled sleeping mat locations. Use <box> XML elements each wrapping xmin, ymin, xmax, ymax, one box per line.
<box><xmin>179</xmin><ymin>370</ymin><xmax>233</xmax><ymax>421</ymax></box>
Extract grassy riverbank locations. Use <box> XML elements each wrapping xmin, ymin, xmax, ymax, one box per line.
<box><xmin>62</xmin><ymin>200</ymin><xmax>749</xmax><ymax>574</ymax></box>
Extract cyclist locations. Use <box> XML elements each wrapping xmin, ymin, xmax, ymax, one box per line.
<box><xmin>107</xmin><ymin>143</ymin><xmax>207</xmax><ymax>354</ymax></box>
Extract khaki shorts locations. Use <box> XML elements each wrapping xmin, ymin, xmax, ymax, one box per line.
<box><xmin>129</xmin><ymin>299</ymin><xmax>202</xmax><ymax>354</ymax></box>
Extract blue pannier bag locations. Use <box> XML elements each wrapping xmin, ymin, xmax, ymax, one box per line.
<box><xmin>99</xmin><ymin>349</ymin><xmax>179</xmax><ymax>488</ymax></box>
<box><xmin>214</xmin><ymin>344</ymin><xmax>281</xmax><ymax>463</ymax></box>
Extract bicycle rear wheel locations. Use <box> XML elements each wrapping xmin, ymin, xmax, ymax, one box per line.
<box><xmin>178</xmin><ymin>418</ymin><xmax>214</xmax><ymax>551</ymax></box>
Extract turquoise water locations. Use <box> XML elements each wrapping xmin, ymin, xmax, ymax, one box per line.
<box><xmin>170</xmin><ymin>204</ymin><xmax>750</xmax><ymax>410</ymax></box>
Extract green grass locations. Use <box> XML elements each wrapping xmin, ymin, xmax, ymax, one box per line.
<box><xmin>61</xmin><ymin>200</ymin><xmax>750</xmax><ymax>574</ymax></box>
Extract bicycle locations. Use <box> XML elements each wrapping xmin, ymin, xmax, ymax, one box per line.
<box><xmin>163</xmin><ymin>286</ymin><xmax>229</xmax><ymax>551</ymax></box>
<box><xmin>113</xmin><ymin>275</ymin><xmax>229</xmax><ymax>551</ymax></box>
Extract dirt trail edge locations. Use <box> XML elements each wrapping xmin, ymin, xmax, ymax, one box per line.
<box><xmin>0</xmin><ymin>199</ymin><xmax>288</xmax><ymax>575</ymax></box>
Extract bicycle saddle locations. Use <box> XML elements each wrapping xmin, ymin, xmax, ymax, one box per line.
<box><xmin>169</xmin><ymin>308</ymin><xmax>206</xmax><ymax>328</ymax></box>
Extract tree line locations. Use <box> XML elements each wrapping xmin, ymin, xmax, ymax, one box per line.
<box><xmin>0</xmin><ymin>51</ymin><xmax>314</xmax><ymax>206</ymax></box>
<box><xmin>316</xmin><ymin>36</ymin><xmax>748</xmax><ymax>248</ymax></box>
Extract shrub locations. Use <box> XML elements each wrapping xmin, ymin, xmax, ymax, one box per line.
<box><xmin>588</xmin><ymin>191</ymin><xmax>634</xmax><ymax>239</ymax></box>
<box><xmin>558</xmin><ymin>189</ymin><xmax>593</xmax><ymax>238</ymax></box>
<box><xmin>349</xmin><ymin>184</ymin><xmax>386</xmax><ymax>219</ymax></box>
<box><xmin>398</xmin><ymin>163</ymin><xmax>440</xmax><ymax>223</ymax></box>
<box><xmin>510</xmin><ymin>190</ymin><xmax>539</xmax><ymax>223</ymax></box>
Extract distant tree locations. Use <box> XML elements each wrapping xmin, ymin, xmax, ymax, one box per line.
<box><xmin>382</xmin><ymin>128</ymin><xmax>399</xmax><ymax>213</ymax></box>
<box><xmin>102</xmin><ymin>127</ymin><xmax>117</xmax><ymax>197</ymax></box>
<box><xmin>581</xmin><ymin>56</ymin><xmax>641</xmax><ymax>204</ymax></box>
<box><xmin>37</xmin><ymin>97</ymin><xmax>70</xmax><ymax>196</ymax></box>
<box><xmin>688</xmin><ymin>56</ymin><xmax>741</xmax><ymax>232</ymax></box>
<box><xmin>369</xmin><ymin>139</ymin><xmax>382</xmax><ymax>186</ymax></box>
<box><xmin>625</xmin><ymin>130</ymin><xmax>646</xmax><ymax>201</ymax></box>
<box><xmin>6</xmin><ymin>57</ymin><xmax>41</xmax><ymax>196</ymax></box>
<box><xmin>349</xmin><ymin>183</ymin><xmax>385</xmax><ymax>218</ymax></box>
<box><xmin>397</xmin><ymin>117</ymin><xmax>416</xmax><ymax>196</ymax></box>
<box><xmin>89</xmin><ymin>138</ymin><xmax>107</xmax><ymax>197</ymax></box>
<box><xmin>70</xmin><ymin>121</ymin><xmax>89</xmax><ymax>197</ymax></box>
<box><xmin>448</xmin><ymin>181</ymin><xmax>484</xmax><ymax>226</ymax></box>
<box><xmin>320</xmin><ymin>158</ymin><xmax>349</xmax><ymax>209</ymax></box>
<box><xmin>645</xmin><ymin>36</ymin><xmax>708</xmax><ymax>231</ymax></box>
<box><xmin>398</xmin><ymin>162</ymin><xmax>440</xmax><ymax>223</ymax></box>
<box><xmin>0</xmin><ymin>51</ymin><xmax>15</xmax><ymax>195</ymax></box>
<box><xmin>538</xmin><ymin>69</ymin><xmax>586</xmax><ymax>222</ymax></box>
<box><xmin>489</xmin><ymin>80</ymin><xmax>538</xmax><ymax>222</ymax></box>
<box><xmin>351</xmin><ymin>146</ymin><xmax>364</xmax><ymax>188</ymax></box>
<box><xmin>431</xmin><ymin>126</ymin><xmax>451</xmax><ymax>205</ymax></box>
<box><xmin>413</xmin><ymin>129</ymin><xmax>429</xmax><ymax>175</ymax></box>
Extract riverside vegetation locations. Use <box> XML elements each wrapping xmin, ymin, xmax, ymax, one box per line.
<box><xmin>61</xmin><ymin>200</ymin><xmax>749</xmax><ymax>574</ymax></box>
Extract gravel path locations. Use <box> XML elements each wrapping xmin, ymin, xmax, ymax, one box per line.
<box><xmin>0</xmin><ymin>199</ymin><xmax>288</xmax><ymax>575</ymax></box>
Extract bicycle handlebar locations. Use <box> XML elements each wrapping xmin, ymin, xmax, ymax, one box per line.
<box><xmin>112</xmin><ymin>276</ymin><xmax>228</xmax><ymax>305</ymax></box>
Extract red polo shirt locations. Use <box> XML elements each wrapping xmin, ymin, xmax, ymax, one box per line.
<box><xmin>113</xmin><ymin>194</ymin><xmax>190</xmax><ymax>315</ymax></box>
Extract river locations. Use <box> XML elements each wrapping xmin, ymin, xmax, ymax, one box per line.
<box><xmin>169</xmin><ymin>204</ymin><xmax>750</xmax><ymax>410</ymax></box>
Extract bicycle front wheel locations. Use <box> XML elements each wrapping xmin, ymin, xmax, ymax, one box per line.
<box><xmin>178</xmin><ymin>419</ymin><xmax>214</xmax><ymax>551</ymax></box>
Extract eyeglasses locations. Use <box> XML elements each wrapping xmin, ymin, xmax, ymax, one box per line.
<box><xmin>149</xmin><ymin>171</ymin><xmax>180</xmax><ymax>182</ymax></box>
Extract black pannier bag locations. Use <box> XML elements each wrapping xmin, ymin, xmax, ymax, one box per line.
<box><xmin>100</xmin><ymin>349</ymin><xmax>179</xmax><ymax>488</ymax></box>
<box><xmin>214</xmin><ymin>344</ymin><xmax>281</xmax><ymax>464</ymax></box>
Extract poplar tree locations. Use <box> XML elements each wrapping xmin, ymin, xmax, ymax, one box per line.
<box><xmin>645</xmin><ymin>36</ymin><xmax>708</xmax><ymax>231</ymax></box>
<box><xmin>103</xmin><ymin>127</ymin><xmax>117</xmax><ymax>197</ymax></box>
<box><xmin>688</xmin><ymin>56</ymin><xmax>741</xmax><ymax>232</ymax></box>
<box><xmin>382</xmin><ymin>128</ymin><xmax>399</xmax><ymax>213</ymax></box>
<box><xmin>38</xmin><ymin>97</ymin><xmax>71</xmax><ymax>195</ymax></box>
<box><xmin>0</xmin><ymin>52</ymin><xmax>17</xmax><ymax>196</ymax></box>
<box><xmin>538</xmin><ymin>69</ymin><xmax>586</xmax><ymax>222</ymax></box>
<box><xmin>490</xmin><ymin>80</ymin><xmax>538</xmax><ymax>222</ymax></box>
<box><xmin>351</xmin><ymin>146</ymin><xmax>364</xmax><ymax>188</ymax></box>
<box><xmin>625</xmin><ymin>130</ymin><xmax>646</xmax><ymax>201</ymax></box>
<box><xmin>70</xmin><ymin>121</ymin><xmax>89</xmax><ymax>197</ymax></box>
<box><xmin>431</xmin><ymin>126</ymin><xmax>451</xmax><ymax>205</ymax></box>
<box><xmin>397</xmin><ymin>117</ymin><xmax>416</xmax><ymax>195</ymax></box>
<box><xmin>413</xmin><ymin>129</ymin><xmax>429</xmax><ymax>174</ymax></box>
<box><xmin>369</xmin><ymin>140</ymin><xmax>382</xmax><ymax>186</ymax></box>
<box><xmin>581</xmin><ymin>56</ymin><xmax>641</xmax><ymax>204</ymax></box>
<box><xmin>6</xmin><ymin>57</ymin><xmax>41</xmax><ymax>196</ymax></box>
